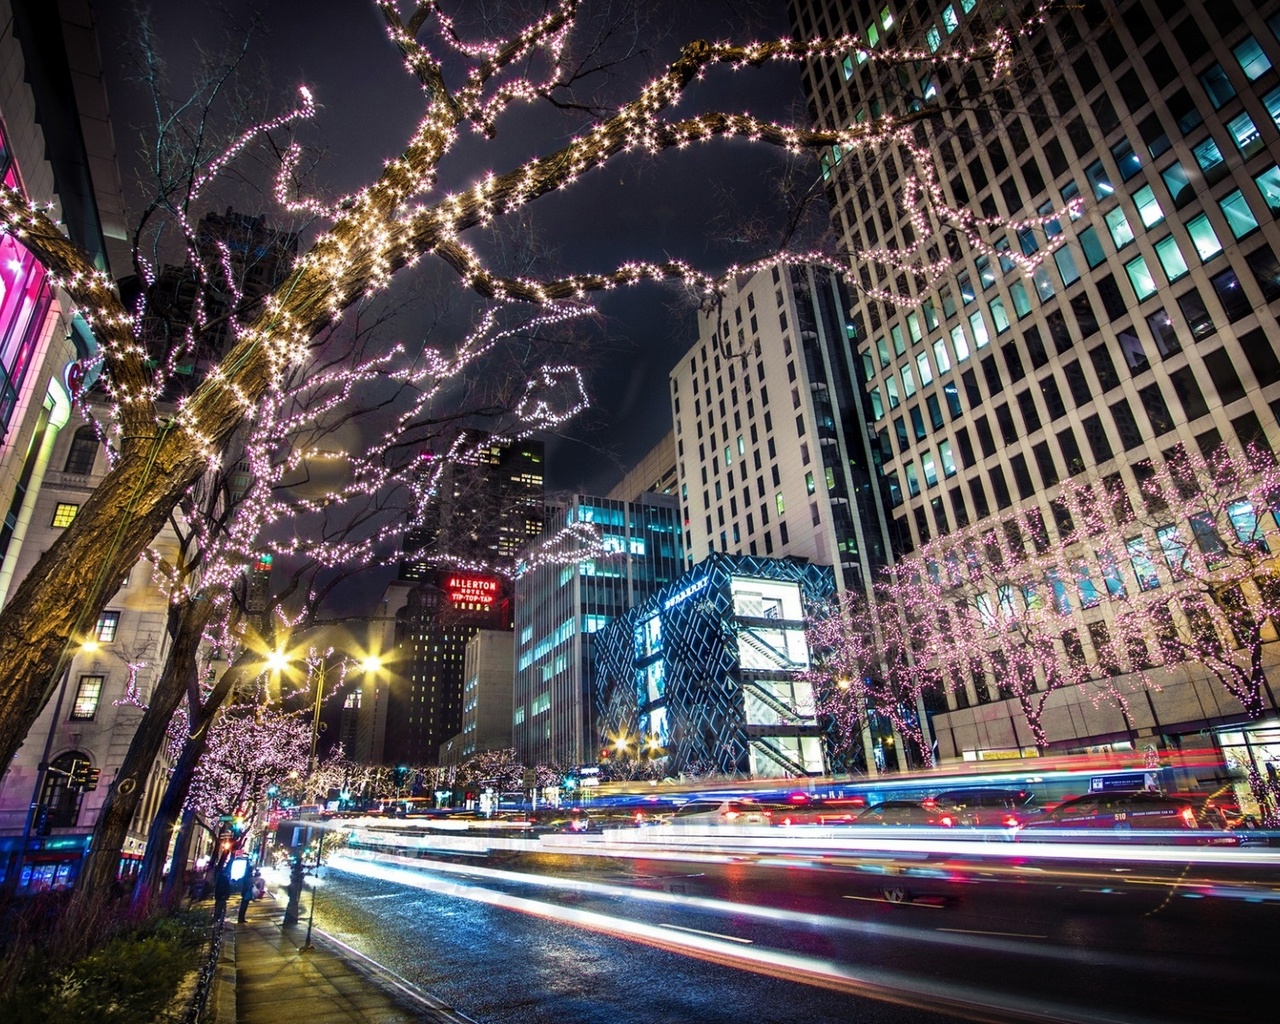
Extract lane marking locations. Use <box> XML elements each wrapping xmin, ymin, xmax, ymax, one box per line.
<box><xmin>658</xmin><ymin>922</ymin><xmax>753</xmax><ymax>944</ymax></box>
<box><xmin>841</xmin><ymin>894</ymin><xmax>944</xmax><ymax>909</ymax></box>
<box><xmin>938</xmin><ymin>928</ymin><xmax>1047</xmax><ymax>940</ymax></box>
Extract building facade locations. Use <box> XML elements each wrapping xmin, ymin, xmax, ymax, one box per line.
<box><xmin>790</xmin><ymin>0</ymin><xmax>1280</xmax><ymax>757</ymax></box>
<box><xmin>0</xmin><ymin>0</ymin><xmax>149</xmax><ymax>891</ymax></box>
<box><xmin>513</xmin><ymin>492</ymin><xmax>683</xmax><ymax>767</ymax></box>
<box><xmin>400</xmin><ymin>434</ymin><xmax>545</xmax><ymax>578</ymax></box>
<box><xmin>380</xmin><ymin>569</ymin><xmax>511</xmax><ymax>767</ymax></box>
<box><xmin>607</xmin><ymin>431</ymin><xmax>678</xmax><ymax>503</ymax></box>
<box><xmin>440</xmin><ymin>629</ymin><xmax>515</xmax><ymax>764</ymax></box>
<box><xmin>670</xmin><ymin>265</ymin><xmax>894</xmax><ymax>597</ymax></box>
<box><xmin>595</xmin><ymin>553</ymin><xmax>836</xmax><ymax>778</ymax></box>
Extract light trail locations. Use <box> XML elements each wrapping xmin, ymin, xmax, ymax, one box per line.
<box><xmin>327</xmin><ymin>852</ymin><xmax>1174</xmax><ymax>1024</ymax></box>
<box><xmin>329</xmin><ymin>850</ymin><xmax>1247</xmax><ymax>975</ymax></box>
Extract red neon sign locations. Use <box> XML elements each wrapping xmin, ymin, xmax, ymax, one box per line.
<box><xmin>446</xmin><ymin>575</ymin><xmax>498</xmax><ymax>606</ymax></box>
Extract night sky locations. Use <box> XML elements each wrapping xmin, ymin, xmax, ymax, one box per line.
<box><xmin>93</xmin><ymin>0</ymin><xmax>810</xmax><ymax>495</ymax></box>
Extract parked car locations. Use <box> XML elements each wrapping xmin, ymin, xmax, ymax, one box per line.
<box><xmin>853</xmin><ymin>799</ymin><xmax>967</xmax><ymax>827</ymax></box>
<box><xmin>931</xmin><ymin>788</ymin><xmax>1043</xmax><ymax>827</ymax></box>
<box><xmin>666</xmin><ymin>798</ymin><xmax>772</xmax><ymax>826</ymax></box>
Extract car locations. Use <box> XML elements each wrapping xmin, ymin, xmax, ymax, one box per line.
<box><xmin>931</xmin><ymin>788</ymin><xmax>1043</xmax><ymax>827</ymax></box>
<box><xmin>1020</xmin><ymin>792</ymin><xmax>1215</xmax><ymax>833</ymax></box>
<box><xmin>666</xmin><ymin>798</ymin><xmax>772</xmax><ymax>826</ymax></box>
<box><xmin>853</xmin><ymin>799</ymin><xmax>967</xmax><ymax>827</ymax></box>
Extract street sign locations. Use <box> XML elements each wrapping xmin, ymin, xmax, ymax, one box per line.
<box><xmin>523</xmin><ymin>769</ymin><xmax>536</xmax><ymax>789</ymax></box>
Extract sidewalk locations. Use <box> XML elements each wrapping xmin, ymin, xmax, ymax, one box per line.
<box><xmin>215</xmin><ymin>899</ymin><xmax>469</xmax><ymax>1024</ymax></box>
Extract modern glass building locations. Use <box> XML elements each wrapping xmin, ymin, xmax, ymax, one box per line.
<box><xmin>594</xmin><ymin>553</ymin><xmax>836</xmax><ymax>779</ymax></box>
<box><xmin>513</xmin><ymin>492</ymin><xmax>683</xmax><ymax>767</ymax></box>
<box><xmin>670</xmin><ymin>265</ymin><xmax>894</xmax><ymax>599</ymax></box>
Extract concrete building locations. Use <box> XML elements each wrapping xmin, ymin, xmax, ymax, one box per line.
<box><xmin>513</xmin><ymin>492</ymin><xmax>682</xmax><ymax>768</ymax></box>
<box><xmin>0</xmin><ymin>0</ymin><xmax>150</xmax><ymax>891</ymax></box>
<box><xmin>439</xmin><ymin>629</ymin><xmax>515</xmax><ymax>765</ymax></box>
<box><xmin>669</xmin><ymin>265</ymin><xmax>894</xmax><ymax>597</ymax></box>
<box><xmin>789</xmin><ymin>0</ymin><xmax>1280</xmax><ymax>762</ymax></box>
<box><xmin>607</xmin><ymin>431</ymin><xmax>678</xmax><ymax>503</ymax></box>
<box><xmin>594</xmin><ymin>553</ymin><xmax>836</xmax><ymax>778</ymax></box>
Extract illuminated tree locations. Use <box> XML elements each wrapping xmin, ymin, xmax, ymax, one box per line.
<box><xmin>807</xmin><ymin>580</ymin><xmax>940</xmax><ymax>771</ymax></box>
<box><xmin>0</xmin><ymin>1</ymin><xmax>1069</xmax><ymax>774</ymax></box>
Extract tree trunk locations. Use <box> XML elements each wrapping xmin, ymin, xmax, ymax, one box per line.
<box><xmin>73</xmin><ymin>598</ymin><xmax>212</xmax><ymax>910</ymax></box>
<box><xmin>160</xmin><ymin>807</ymin><xmax>199</xmax><ymax>907</ymax></box>
<box><xmin>131</xmin><ymin>672</ymin><xmax>234</xmax><ymax>908</ymax></box>
<box><xmin>0</xmin><ymin>441</ymin><xmax>211</xmax><ymax>770</ymax></box>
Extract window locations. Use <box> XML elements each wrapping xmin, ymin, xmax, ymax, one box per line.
<box><xmin>95</xmin><ymin>611</ymin><xmax>119</xmax><ymax>643</ymax></box>
<box><xmin>1154</xmin><ymin>235</ymin><xmax>1189</xmax><ymax>281</ymax></box>
<box><xmin>1145</xmin><ymin>308</ymin><xmax>1181</xmax><ymax>357</ymax></box>
<box><xmin>990</xmin><ymin>296</ymin><xmax>1010</xmax><ymax>334</ymax></box>
<box><xmin>1234</xmin><ymin>36</ymin><xmax>1273</xmax><ymax>80</ymax></box>
<box><xmin>922</xmin><ymin>451</ymin><xmax>939</xmax><ymax>487</ymax></box>
<box><xmin>1161</xmin><ymin>162</ymin><xmax>1195</xmax><ymax>208</ymax></box>
<box><xmin>1227</xmin><ymin>112</ymin><xmax>1264</xmax><ymax>158</ymax></box>
<box><xmin>1111</xmin><ymin>399</ymin><xmax>1144</xmax><ymax>451</ymax></box>
<box><xmin>1125</xmin><ymin>255</ymin><xmax>1158</xmax><ymax>300</ymax></box>
<box><xmin>1256</xmin><ymin>165</ymin><xmax>1280</xmax><ymax>214</ymax></box>
<box><xmin>1185</xmin><ymin>213</ymin><xmax>1223</xmax><ymax>261</ymax></box>
<box><xmin>933</xmin><ymin>338</ymin><xmax>951</xmax><ymax>374</ymax></box>
<box><xmin>1082</xmin><ymin>413</ymin><xmax>1114</xmax><ymax>462</ymax></box>
<box><xmin>63</xmin><ymin>427</ymin><xmax>98</xmax><ymax>475</ymax></box>
<box><xmin>1199</xmin><ymin>63</ymin><xmax>1236</xmax><ymax>109</ymax></box>
<box><xmin>905</xmin><ymin>462</ymin><xmax>920</xmax><ymax>497</ymax></box>
<box><xmin>70</xmin><ymin>676</ymin><xmax>104</xmax><ymax>720</ymax></box>
<box><xmin>1191</xmin><ymin>136</ymin><xmax>1226</xmax><ymax>183</ymax></box>
<box><xmin>969</xmin><ymin>311</ymin><xmax>990</xmax><ymax>349</ymax></box>
<box><xmin>1246</xmin><ymin>243</ymin><xmax>1280</xmax><ymax>301</ymax></box>
<box><xmin>1219</xmin><ymin>190</ymin><xmax>1259</xmax><ymax>239</ymax></box>
<box><xmin>1085</xmin><ymin>159</ymin><xmax>1115</xmax><ymax>199</ymax></box>
<box><xmin>1177</xmin><ymin>288</ymin><xmax>1216</xmax><ymax>339</ymax></box>
<box><xmin>1078</xmin><ymin>225</ymin><xmax>1107</xmax><ymax>268</ymax></box>
<box><xmin>1210</xmin><ymin>267</ymin><xmax>1251</xmax><ymax>322</ymax></box>
<box><xmin>1132</xmin><ymin>185</ymin><xmax>1164</xmax><ymax>229</ymax></box>
<box><xmin>950</xmin><ymin>325</ymin><xmax>971</xmax><ymax>362</ymax></box>
<box><xmin>1139</xmin><ymin>383</ymin><xmax>1175</xmax><ymax>436</ymax></box>
<box><xmin>939</xmin><ymin>440</ymin><xmax>957</xmax><ymax>477</ymax></box>
<box><xmin>1055</xmin><ymin>245</ymin><xmax>1081</xmax><ymax>287</ymax></box>
<box><xmin>901</xmin><ymin>365</ymin><xmax>916</xmax><ymax>397</ymax></box>
<box><xmin>916</xmin><ymin>351</ymin><xmax>934</xmax><ymax>386</ymax></box>
<box><xmin>1112</xmin><ymin>138</ymin><xmax>1141</xmax><ymax>182</ymax></box>
<box><xmin>1105</xmin><ymin>207</ymin><xmax>1135</xmax><ymax>249</ymax></box>
<box><xmin>775</xmin><ymin>492</ymin><xmax>785</xmax><ymax>515</ymax></box>
<box><xmin>51</xmin><ymin>503</ymin><xmax>79</xmax><ymax>528</ymax></box>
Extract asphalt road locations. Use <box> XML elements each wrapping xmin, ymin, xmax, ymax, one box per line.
<box><xmin>287</xmin><ymin>837</ymin><xmax>1276</xmax><ymax>1024</ymax></box>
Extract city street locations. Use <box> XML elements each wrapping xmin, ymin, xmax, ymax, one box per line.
<box><xmin>283</xmin><ymin>834</ymin><xmax>1278</xmax><ymax>1024</ymax></box>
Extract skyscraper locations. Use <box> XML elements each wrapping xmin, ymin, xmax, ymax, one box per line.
<box><xmin>789</xmin><ymin>0</ymin><xmax>1280</xmax><ymax>756</ymax></box>
<box><xmin>670</xmin><ymin>265</ymin><xmax>894</xmax><ymax>597</ymax></box>
<box><xmin>378</xmin><ymin>434</ymin><xmax>542</xmax><ymax>766</ymax></box>
<box><xmin>513</xmin><ymin>492</ymin><xmax>682</xmax><ymax>767</ymax></box>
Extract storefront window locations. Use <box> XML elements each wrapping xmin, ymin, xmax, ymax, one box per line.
<box><xmin>0</xmin><ymin>123</ymin><xmax>54</xmax><ymax>438</ymax></box>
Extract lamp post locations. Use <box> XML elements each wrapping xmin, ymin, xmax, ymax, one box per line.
<box><xmin>286</xmin><ymin>650</ymin><xmax>381</xmax><ymax>944</ymax></box>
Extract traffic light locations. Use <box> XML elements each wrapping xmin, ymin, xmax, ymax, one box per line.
<box><xmin>84</xmin><ymin>768</ymin><xmax>101</xmax><ymax>792</ymax></box>
<box><xmin>69</xmin><ymin>759</ymin><xmax>91</xmax><ymax>790</ymax></box>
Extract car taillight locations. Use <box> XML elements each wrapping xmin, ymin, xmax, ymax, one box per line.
<box><xmin>723</xmin><ymin>810</ymin><xmax>739</xmax><ymax>821</ymax></box>
<box><xmin>1003</xmin><ymin>814</ymin><xmax>1019</xmax><ymax>828</ymax></box>
<box><xmin>939</xmin><ymin>815</ymin><xmax>955</xmax><ymax>827</ymax></box>
<box><xmin>634</xmin><ymin>811</ymin><xmax>644</xmax><ymax>824</ymax></box>
<box><xmin>1180</xmin><ymin>806</ymin><xmax>1199</xmax><ymax>828</ymax></box>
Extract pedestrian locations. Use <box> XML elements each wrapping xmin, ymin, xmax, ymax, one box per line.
<box><xmin>236</xmin><ymin>863</ymin><xmax>256</xmax><ymax>922</ymax></box>
<box><xmin>213</xmin><ymin>863</ymin><xmax>232</xmax><ymax>922</ymax></box>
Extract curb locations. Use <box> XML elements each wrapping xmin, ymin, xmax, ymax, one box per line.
<box><xmin>207</xmin><ymin>921</ymin><xmax>237</xmax><ymax>1024</ymax></box>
